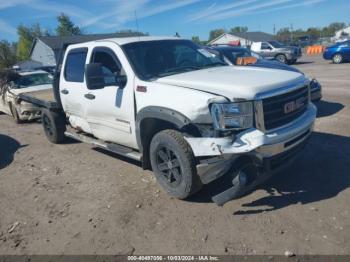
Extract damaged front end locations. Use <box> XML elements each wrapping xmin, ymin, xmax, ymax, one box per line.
<box><xmin>186</xmin><ymin>103</ymin><xmax>316</xmax><ymax>206</ymax></box>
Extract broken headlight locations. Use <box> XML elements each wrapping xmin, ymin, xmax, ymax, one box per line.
<box><xmin>210</xmin><ymin>102</ymin><xmax>253</xmax><ymax>131</ymax></box>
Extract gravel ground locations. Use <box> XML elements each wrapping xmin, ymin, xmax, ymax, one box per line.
<box><xmin>0</xmin><ymin>55</ymin><xmax>349</xmax><ymax>255</ymax></box>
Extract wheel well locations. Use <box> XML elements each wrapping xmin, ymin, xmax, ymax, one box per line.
<box><xmin>275</xmin><ymin>53</ymin><xmax>286</xmax><ymax>58</ymax></box>
<box><xmin>139</xmin><ymin>117</ymin><xmax>200</xmax><ymax>170</ymax></box>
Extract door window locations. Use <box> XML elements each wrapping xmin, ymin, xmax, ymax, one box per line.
<box><xmin>261</xmin><ymin>43</ymin><xmax>271</xmax><ymax>50</ymax></box>
<box><xmin>91</xmin><ymin>48</ymin><xmax>121</xmax><ymax>85</ymax></box>
<box><xmin>64</xmin><ymin>48</ymin><xmax>88</xmax><ymax>82</ymax></box>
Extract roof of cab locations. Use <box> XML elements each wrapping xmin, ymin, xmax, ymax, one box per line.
<box><xmin>69</xmin><ymin>36</ymin><xmax>183</xmax><ymax>48</ymax></box>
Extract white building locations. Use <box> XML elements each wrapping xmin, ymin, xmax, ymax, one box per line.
<box><xmin>208</xmin><ymin>32</ymin><xmax>274</xmax><ymax>47</ymax></box>
<box><xmin>333</xmin><ymin>26</ymin><xmax>350</xmax><ymax>42</ymax></box>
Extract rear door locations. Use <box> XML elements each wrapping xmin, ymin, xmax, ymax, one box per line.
<box><xmin>60</xmin><ymin>47</ymin><xmax>91</xmax><ymax>133</ymax></box>
<box><xmin>83</xmin><ymin>43</ymin><xmax>137</xmax><ymax>148</ymax></box>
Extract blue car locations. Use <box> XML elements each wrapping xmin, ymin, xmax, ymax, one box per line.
<box><xmin>323</xmin><ymin>40</ymin><xmax>350</xmax><ymax>64</ymax></box>
<box><xmin>206</xmin><ymin>45</ymin><xmax>322</xmax><ymax>101</ymax></box>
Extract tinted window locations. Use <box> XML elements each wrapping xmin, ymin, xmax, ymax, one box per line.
<box><xmin>91</xmin><ymin>49</ymin><xmax>121</xmax><ymax>85</ymax></box>
<box><xmin>261</xmin><ymin>43</ymin><xmax>271</xmax><ymax>50</ymax></box>
<box><xmin>64</xmin><ymin>49</ymin><xmax>88</xmax><ymax>82</ymax></box>
<box><xmin>268</xmin><ymin>41</ymin><xmax>284</xmax><ymax>48</ymax></box>
<box><xmin>14</xmin><ymin>73</ymin><xmax>52</xmax><ymax>88</ymax></box>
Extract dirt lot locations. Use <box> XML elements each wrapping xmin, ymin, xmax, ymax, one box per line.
<box><xmin>0</xmin><ymin>55</ymin><xmax>349</xmax><ymax>255</ymax></box>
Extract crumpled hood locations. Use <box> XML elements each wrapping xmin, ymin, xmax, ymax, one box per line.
<box><xmin>10</xmin><ymin>84</ymin><xmax>52</xmax><ymax>96</ymax></box>
<box><xmin>155</xmin><ymin>66</ymin><xmax>306</xmax><ymax>100</ymax></box>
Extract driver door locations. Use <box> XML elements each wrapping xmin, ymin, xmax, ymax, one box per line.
<box><xmin>260</xmin><ymin>42</ymin><xmax>273</xmax><ymax>59</ymax></box>
<box><xmin>83</xmin><ymin>44</ymin><xmax>136</xmax><ymax>148</ymax></box>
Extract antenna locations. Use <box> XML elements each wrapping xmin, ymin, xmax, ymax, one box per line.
<box><xmin>134</xmin><ymin>11</ymin><xmax>140</xmax><ymax>41</ymax></box>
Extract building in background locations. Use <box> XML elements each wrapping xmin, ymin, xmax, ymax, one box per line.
<box><xmin>332</xmin><ymin>26</ymin><xmax>350</xmax><ymax>42</ymax></box>
<box><xmin>30</xmin><ymin>32</ymin><xmax>144</xmax><ymax>66</ymax></box>
<box><xmin>208</xmin><ymin>31</ymin><xmax>274</xmax><ymax>47</ymax></box>
<box><xmin>12</xmin><ymin>60</ymin><xmax>43</xmax><ymax>71</ymax></box>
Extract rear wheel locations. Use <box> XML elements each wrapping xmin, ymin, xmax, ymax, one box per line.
<box><xmin>333</xmin><ymin>54</ymin><xmax>343</xmax><ymax>64</ymax></box>
<box><xmin>41</xmin><ymin>108</ymin><xmax>66</xmax><ymax>144</ymax></box>
<box><xmin>149</xmin><ymin>129</ymin><xmax>202</xmax><ymax>199</ymax></box>
<box><xmin>276</xmin><ymin>54</ymin><xmax>287</xmax><ymax>64</ymax></box>
<box><xmin>10</xmin><ymin>103</ymin><xmax>22</xmax><ymax>124</ymax></box>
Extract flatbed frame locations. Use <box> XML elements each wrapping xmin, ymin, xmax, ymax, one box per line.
<box><xmin>19</xmin><ymin>89</ymin><xmax>61</xmax><ymax>110</ymax></box>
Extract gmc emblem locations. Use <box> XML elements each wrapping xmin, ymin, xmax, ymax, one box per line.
<box><xmin>284</xmin><ymin>97</ymin><xmax>306</xmax><ymax>114</ymax></box>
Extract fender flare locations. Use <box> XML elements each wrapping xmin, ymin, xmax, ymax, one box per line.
<box><xmin>135</xmin><ymin>106</ymin><xmax>192</xmax><ymax>151</ymax></box>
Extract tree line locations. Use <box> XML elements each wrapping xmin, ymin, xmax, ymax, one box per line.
<box><xmin>0</xmin><ymin>13</ymin><xmax>82</xmax><ymax>70</ymax></box>
<box><xmin>191</xmin><ymin>22</ymin><xmax>348</xmax><ymax>45</ymax></box>
<box><xmin>0</xmin><ymin>13</ymin><xmax>145</xmax><ymax>71</ymax></box>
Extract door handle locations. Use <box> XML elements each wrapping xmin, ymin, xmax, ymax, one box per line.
<box><xmin>84</xmin><ymin>93</ymin><xmax>95</xmax><ymax>100</ymax></box>
<box><xmin>61</xmin><ymin>89</ymin><xmax>69</xmax><ymax>95</ymax></box>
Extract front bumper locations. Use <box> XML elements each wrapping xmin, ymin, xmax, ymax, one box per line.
<box><xmin>185</xmin><ymin>104</ymin><xmax>316</xmax><ymax>192</ymax></box>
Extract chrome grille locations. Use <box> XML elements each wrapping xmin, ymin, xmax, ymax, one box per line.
<box><xmin>262</xmin><ymin>85</ymin><xmax>309</xmax><ymax>130</ymax></box>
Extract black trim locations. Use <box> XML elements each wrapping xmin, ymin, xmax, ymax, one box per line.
<box><xmin>135</xmin><ymin>106</ymin><xmax>191</xmax><ymax>151</ymax></box>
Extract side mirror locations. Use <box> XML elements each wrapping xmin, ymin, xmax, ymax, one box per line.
<box><xmin>85</xmin><ymin>63</ymin><xmax>105</xmax><ymax>90</ymax></box>
<box><xmin>85</xmin><ymin>63</ymin><xmax>127</xmax><ymax>90</ymax></box>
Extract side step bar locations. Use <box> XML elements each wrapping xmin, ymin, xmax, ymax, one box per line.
<box><xmin>64</xmin><ymin>131</ymin><xmax>142</xmax><ymax>161</ymax></box>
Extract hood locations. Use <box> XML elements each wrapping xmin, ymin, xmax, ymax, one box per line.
<box><xmin>155</xmin><ymin>66</ymin><xmax>306</xmax><ymax>100</ymax></box>
<box><xmin>10</xmin><ymin>84</ymin><xmax>52</xmax><ymax>95</ymax></box>
<box><xmin>250</xmin><ymin>59</ymin><xmax>302</xmax><ymax>73</ymax></box>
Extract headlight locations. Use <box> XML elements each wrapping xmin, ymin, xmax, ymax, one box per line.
<box><xmin>210</xmin><ymin>102</ymin><xmax>253</xmax><ymax>131</ymax></box>
<box><xmin>310</xmin><ymin>79</ymin><xmax>320</xmax><ymax>91</ymax></box>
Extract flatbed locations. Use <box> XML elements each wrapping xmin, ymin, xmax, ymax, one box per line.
<box><xmin>19</xmin><ymin>89</ymin><xmax>61</xmax><ymax>110</ymax></box>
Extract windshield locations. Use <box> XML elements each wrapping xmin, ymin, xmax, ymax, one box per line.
<box><xmin>14</xmin><ymin>73</ymin><xmax>53</xmax><ymax>88</ymax></box>
<box><xmin>268</xmin><ymin>41</ymin><xmax>285</xmax><ymax>48</ymax></box>
<box><xmin>222</xmin><ymin>49</ymin><xmax>252</xmax><ymax>64</ymax></box>
<box><xmin>122</xmin><ymin>40</ymin><xmax>226</xmax><ymax>80</ymax></box>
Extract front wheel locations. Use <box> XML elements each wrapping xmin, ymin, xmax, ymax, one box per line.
<box><xmin>275</xmin><ymin>54</ymin><xmax>287</xmax><ymax>64</ymax></box>
<box><xmin>149</xmin><ymin>129</ymin><xmax>202</xmax><ymax>199</ymax></box>
<box><xmin>333</xmin><ymin>54</ymin><xmax>343</xmax><ymax>64</ymax></box>
<box><xmin>41</xmin><ymin>108</ymin><xmax>66</xmax><ymax>144</ymax></box>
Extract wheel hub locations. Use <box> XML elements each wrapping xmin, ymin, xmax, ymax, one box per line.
<box><xmin>156</xmin><ymin>146</ymin><xmax>182</xmax><ymax>186</ymax></box>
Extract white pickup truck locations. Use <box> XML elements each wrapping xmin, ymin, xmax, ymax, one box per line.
<box><xmin>20</xmin><ymin>36</ymin><xmax>316</xmax><ymax>205</ymax></box>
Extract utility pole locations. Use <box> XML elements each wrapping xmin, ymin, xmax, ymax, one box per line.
<box><xmin>290</xmin><ymin>23</ymin><xmax>294</xmax><ymax>43</ymax></box>
<box><xmin>273</xmin><ymin>24</ymin><xmax>276</xmax><ymax>35</ymax></box>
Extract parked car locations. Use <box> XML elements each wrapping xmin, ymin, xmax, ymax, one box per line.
<box><xmin>20</xmin><ymin>37</ymin><xmax>316</xmax><ymax>205</ymax></box>
<box><xmin>251</xmin><ymin>41</ymin><xmax>302</xmax><ymax>64</ymax></box>
<box><xmin>206</xmin><ymin>45</ymin><xmax>322</xmax><ymax>102</ymax></box>
<box><xmin>323</xmin><ymin>40</ymin><xmax>350</xmax><ymax>64</ymax></box>
<box><xmin>0</xmin><ymin>70</ymin><xmax>53</xmax><ymax>123</ymax></box>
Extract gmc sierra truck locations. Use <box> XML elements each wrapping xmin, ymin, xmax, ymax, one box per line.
<box><xmin>20</xmin><ymin>36</ymin><xmax>316</xmax><ymax>205</ymax></box>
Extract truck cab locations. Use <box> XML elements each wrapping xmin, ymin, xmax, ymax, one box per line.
<box><xmin>21</xmin><ymin>37</ymin><xmax>316</xmax><ymax>205</ymax></box>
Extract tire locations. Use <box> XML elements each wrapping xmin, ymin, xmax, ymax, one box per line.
<box><xmin>41</xmin><ymin>108</ymin><xmax>66</xmax><ymax>144</ymax></box>
<box><xmin>333</xmin><ymin>53</ymin><xmax>343</xmax><ymax>64</ymax></box>
<box><xmin>149</xmin><ymin>129</ymin><xmax>202</xmax><ymax>199</ymax></box>
<box><xmin>10</xmin><ymin>103</ymin><xmax>22</xmax><ymax>124</ymax></box>
<box><xmin>275</xmin><ymin>54</ymin><xmax>287</xmax><ymax>64</ymax></box>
